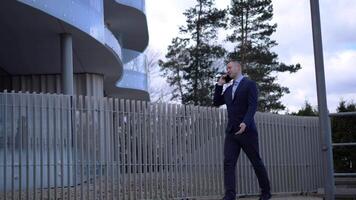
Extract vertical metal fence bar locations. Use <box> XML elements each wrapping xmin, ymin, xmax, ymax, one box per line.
<box><xmin>178</xmin><ymin>105</ymin><xmax>184</xmax><ymax>198</ymax></box>
<box><xmin>182</xmin><ymin>105</ymin><xmax>188</xmax><ymax>197</ymax></box>
<box><xmin>298</xmin><ymin>117</ymin><xmax>303</xmax><ymax>191</ymax></box>
<box><xmin>83</xmin><ymin>96</ymin><xmax>90</xmax><ymax>200</ymax></box>
<box><xmin>302</xmin><ymin>117</ymin><xmax>308</xmax><ymax>191</ymax></box>
<box><xmin>60</xmin><ymin>95</ymin><xmax>65</xmax><ymax>200</ymax></box>
<box><xmin>283</xmin><ymin>115</ymin><xmax>288</xmax><ymax>192</ymax></box>
<box><xmin>172</xmin><ymin>104</ymin><xmax>178</xmax><ymax>198</ymax></box>
<box><xmin>203</xmin><ymin>107</ymin><xmax>208</xmax><ymax>196</ymax></box>
<box><xmin>202</xmin><ymin>107</ymin><xmax>207</xmax><ymax>196</ymax></box>
<box><xmin>161</xmin><ymin>103</ymin><xmax>166</xmax><ymax>198</ymax></box>
<box><xmin>303</xmin><ymin>118</ymin><xmax>308</xmax><ymax>191</ymax></box>
<box><xmin>197</xmin><ymin>106</ymin><xmax>203</xmax><ymax>196</ymax></box>
<box><xmin>206</xmin><ymin>107</ymin><xmax>211</xmax><ymax>196</ymax></box>
<box><xmin>276</xmin><ymin>115</ymin><xmax>282</xmax><ymax>193</ymax></box>
<box><xmin>47</xmin><ymin>94</ymin><xmax>52</xmax><ymax>200</ymax></box>
<box><xmin>98</xmin><ymin>97</ymin><xmax>103</xmax><ymax>200</ymax></box>
<box><xmin>289</xmin><ymin>115</ymin><xmax>295</xmax><ymax>192</ymax></box>
<box><xmin>142</xmin><ymin>101</ymin><xmax>148</xmax><ymax>199</ymax></box>
<box><xmin>185</xmin><ymin>105</ymin><xmax>192</xmax><ymax>197</ymax></box>
<box><xmin>104</xmin><ymin>98</ymin><xmax>109</xmax><ymax>200</ymax></box>
<box><xmin>199</xmin><ymin>106</ymin><xmax>204</xmax><ymax>196</ymax></box>
<box><xmin>91</xmin><ymin>97</ymin><xmax>100</xmax><ymax>199</ymax></box>
<box><xmin>190</xmin><ymin>105</ymin><xmax>197</xmax><ymax>197</ymax></box>
<box><xmin>158</xmin><ymin>103</ymin><xmax>163</xmax><ymax>198</ymax></box>
<box><xmin>147</xmin><ymin>102</ymin><xmax>153</xmax><ymax>199</ymax></box>
<box><xmin>278</xmin><ymin>115</ymin><xmax>284</xmax><ymax>193</ymax></box>
<box><xmin>2</xmin><ymin>92</ymin><xmax>7</xmax><ymax>200</ymax></box>
<box><xmin>109</xmin><ymin>98</ymin><xmax>114</xmax><ymax>200</ymax></box>
<box><xmin>201</xmin><ymin>107</ymin><xmax>207</xmax><ymax>196</ymax></box>
<box><xmin>307</xmin><ymin>118</ymin><xmax>313</xmax><ymax>191</ymax></box>
<box><xmin>78</xmin><ymin>96</ymin><xmax>84</xmax><ymax>200</ymax></box>
<box><xmin>216</xmin><ymin>108</ymin><xmax>221</xmax><ymax>196</ymax></box>
<box><xmin>211</xmin><ymin>108</ymin><xmax>218</xmax><ymax>195</ymax></box>
<box><xmin>127</xmin><ymin>99</ymin><xmax>133</xmax><ymax>200</ymax></box>
<box><xmin>294</xmin><ymin>115</ymin><xmax>300</xmax><ymax>191</ymax></box>
<box><xmin>11</xmin><ymin>93</ymin><xmax>15</xmax><ymax>200</ymax></box>
<box><xmin>18</xmin><ymin>93</ymin><xmax>23</xmax><ymax>200</ymax></box>
<box><xmin>40</xmin><ymin>94</ymin><xmax>44</xmax><ymax>200</ymax></box>
<box><xmin>286</xmin><ymin>116</ymin><xmax>292</xmax><ymax>192</ymax></box>
<box><xmin>119</xmin><ymin>99</ymin><xmax>126</xmax><ymax>200</ymax></box>
<box><xmin>25</xmin><ymin>93</ymin><xmax>30</xmax><ymax>200</ymax></box>
<box><xmin>156</xmin><ymin>102</ymin><xmax>161</xmax><ymax>198</ymax></box>
<box><xmin>66</xmin><ymin>95</ymin><xmax>72</xmax><ymax>200</ymax></box>
<box><xmin>312</xmin><ymin>118</ymin><xmax>319</xmax><ymax>189</ymax></box>
<box><xmin>207</xmin><ymin>107</ymin><xmax>214</xmax><ymax>197</ymax></box>
<box><xmin>54</xmin><ymin>95</ymin><xmax>59</xmax><ymax>200</ymax></box>
<box><xmin>131</xmin><ymin>100</ymin><xmax>137</xmax><ymax>200</ymax></box>
<box><xmin>114</xmin><ymin>99</ymin><xmax>120</xmax><ymax>200</ymax></box>
<box><xmin>137</xmin><ymin>101</ymin><xmax>144</xmax><ymax>200</ymax></box>
<box><xmin>282</xmin><ymin>115</ymin><xmax>288</xmax><ymax>192</ymax></box>
<box><xmin>194</xmin><ymin>105</ymin><xmax>198</xmax><ymax>197</ymax></box>
<box><xmin>167</xmin><ymin>103</ymin><xmax>173</xmax><ymax>198</ymax></box>
<box><xmin>102</xmin><ymin>98</ymin><xmax>107</xmax><ymax>199</ymax></box>
<box><xmin>266</xmin><ymin>114</ymin><xmax>274</xmax><ymax>193</ymax></box>
<box><xmin>153</xmin><ymin>102</ymin><xmax>159</xmax><ymax>199</ymax></box>
<box><xmin>74</xmin><ymin>95</ymin><xmax>79</xmax><ymax>199</ymax></box>
<box><xmin>282</xmin><ymin>115</ymin><xmax>288</xmax><ymax>193</ymax></box>
<box><xmin>308</xmin><ymin>117</ymin><xmax>314</xmax><ymax>189</ymax></box>
<box><xmin>164</xmin><ymin>103</ymin><xmax>169</xmax><ymax>199</ymax></box>
<box><xmin>221</xmin><ymin>108</ymin><xmax>226</xmax><ymax>195</ymax></box>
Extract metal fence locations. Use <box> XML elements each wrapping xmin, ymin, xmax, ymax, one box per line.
<box><xmin>330</xmin><ymin>112</ymin><xmax>356</xmax><ymax>177</ymax></box>
<box><xmin>0</xmin><ymin>92</ymin><xmax>323</xmax><ymax>199</ymax></box>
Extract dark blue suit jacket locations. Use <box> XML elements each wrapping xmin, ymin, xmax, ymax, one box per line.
<box><xmin>213</xmin><ymin>77</ymin><xmax>258</xmax><ymax>135</ymax></box>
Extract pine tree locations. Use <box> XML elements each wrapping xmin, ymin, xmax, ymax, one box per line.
<box><xmin>227</xmin><ymin>0</ymin><xmax>301</xmax><ymax>112</ymax></box>
<box><xmin>159</xmin><ymin>0</ymin><xmax>226</xmax><ymax>106</ymax></box>
<box><xmin>291</xmin><ymin>101</ymin><xmax>318</xmax><ymax>116</ymax></box>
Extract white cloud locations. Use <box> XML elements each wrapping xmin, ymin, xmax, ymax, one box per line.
<box><xmin>279</xmin><ymin>50</ymin><xmax>356</xmax><ymax>113</ymax></box>
<box><xmin>272</xmin><ymin>0</ymin><xmax>356</xmax><ymax>112</ymax></box>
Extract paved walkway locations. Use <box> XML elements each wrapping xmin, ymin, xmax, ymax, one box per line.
<box><xmin>200</xmin><ymin>195</ymin><xmax>323</xmax><ymax>200</ymax></box>
<box><xmin>239</xmin><ymin>197</ymin><xmax>322</xmax><ymax>200</ymax></box>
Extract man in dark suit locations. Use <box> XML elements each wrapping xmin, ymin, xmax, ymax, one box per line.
<box><xmin>213</xmin><ymin>60</ymin><xmax>271</xmax><ymax>200</ymax></box>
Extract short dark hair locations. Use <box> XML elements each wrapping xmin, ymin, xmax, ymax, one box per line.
<box><xmin>229</xmin><ymin>58</ymin><xmax>240</xmax><ymax>63</ymax></box>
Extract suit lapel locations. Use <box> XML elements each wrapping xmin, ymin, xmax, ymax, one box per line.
<box><xmin>232</xmin><ymin>77</ymin><xmax>246</xmax><ymax>102</ymax></box>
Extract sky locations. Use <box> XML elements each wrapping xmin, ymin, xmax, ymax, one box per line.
<box><xmin>145</xmin><ymin>0</ymin><xmax>356</xmax><ymax>113</ymax></box>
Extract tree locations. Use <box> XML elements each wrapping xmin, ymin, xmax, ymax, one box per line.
<box><xmin>145</xmin><ymin>47</ymin><xmax>172</xmax><ymax>102</ymax></box>
<box><xmin>227</xmin><ymin>0</ymin><xmax>301</xmax><ymax>112</ymax></box>
<box><xmin>291</xmin><ymin>101</ymin><xmax>318</xmax><ymax>116</ymax></box>
<box><xmin>332</xmin><ymin>100</ymin><xmax>356</xmax><ymax>173</ymax></box>
<box><xmin>159</xmin><ymin>0</ymin><xmax>226</xmax><ymax>106</ymax></box>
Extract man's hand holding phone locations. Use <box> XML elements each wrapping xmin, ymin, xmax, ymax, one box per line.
<box><xmin>217</xmin><ymin>74</ymin><xmax>232</xmax><ymax>86</ymax></box>
<box><xmin>218</xmin><ymin>75</ymin><xmax>226</xmax><ymax>86</ymax></box>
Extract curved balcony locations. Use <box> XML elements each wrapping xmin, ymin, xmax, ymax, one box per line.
<box><xmin>104</xmin><ymin>0</ymin><xmax>149</xmax><ymax>52</ymax></box>
<box><xmin>116</xmin><ymin>0</ymin><xmax>146</xmax><ymax>13</ymax></box>
<box><xmin>0</xmin><ymin>0</ymin><xmax>123</xmax><ymax>94</ymax></box>
<box><xmin>109</xmin><ymin>53</ymin><xmax>149</xmax><ymax>100</ymax></box>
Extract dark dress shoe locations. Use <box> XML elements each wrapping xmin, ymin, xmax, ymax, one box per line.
<box><xmin>259</xmin><ymin>193</ymin><xmax>272</xmax><ymax>200</ymax></box>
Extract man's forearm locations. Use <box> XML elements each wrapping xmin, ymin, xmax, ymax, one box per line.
<box><xmin>213</xmin><ymin>84</ymin><xmax>225</xmax><ymax>106</ymax></box>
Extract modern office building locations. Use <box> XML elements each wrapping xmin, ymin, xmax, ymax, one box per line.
<box><xmin>0</xmin><ymin>0</ymin><xmax>150</xmax><ymax>194</ymax></box>
<box><xmin>0</xmin><ymin>0</ymin><xmax>150</xmax><ymax>100</ymax></box>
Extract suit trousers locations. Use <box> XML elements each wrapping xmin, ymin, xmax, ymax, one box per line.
<box><xmin>223</xmin><ymin>132</ymin><xmax>270</xmax><ymax>199</ymax></box>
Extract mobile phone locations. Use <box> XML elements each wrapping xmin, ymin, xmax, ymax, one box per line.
<box><xmin>223</xmin><ymin>75</ymin><xmax>232</xmax><ymax>83</ymax></box>
<box><xmin>216</xmin><ymin>73</ymin><xmax>232</xmax><ymax>83</ymax></box>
